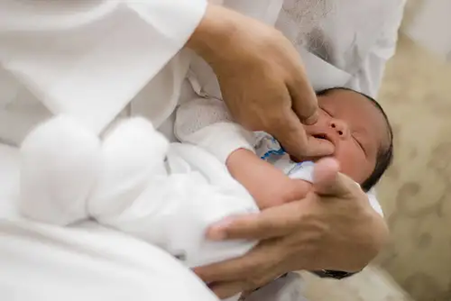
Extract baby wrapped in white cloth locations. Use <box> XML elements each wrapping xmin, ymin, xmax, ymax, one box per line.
<box><xmin>19</xmin><ymin>108</ymin><xmax>385</xmax><ymax>301</ymax></box>
<box><xmin>20</xmin><ymin>116</ymin><xmax>261</xmax><ymax>268</ymax></box>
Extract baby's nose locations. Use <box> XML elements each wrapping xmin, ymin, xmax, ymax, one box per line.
<box><xmin>330</xmin><ymin>119</ymin><xmax>349</xmax><ymax>137</ymax></box>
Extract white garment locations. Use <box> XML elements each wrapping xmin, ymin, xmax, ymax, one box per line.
<box><xmin>19</xmin><ymin>115</ymin><xmax>258</xmax><ymax>268</ymax></box>
<box><xmin>18</xmin><ymin>114</ymin><xmax>321</xmax><ymax>264</ymax></box>
<box><xmin>17</xmin><ymin>115</ymin><xmax>318</xmax><ymax>301</ymax></box>
<box><xmin>0</xmin><ymin>1</ymin><xmax>404</xmax><ymax>300</ymax></box>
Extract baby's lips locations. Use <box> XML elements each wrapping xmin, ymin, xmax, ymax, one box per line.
<box><xmin>308</xmin><ymin>138</ymin><xmax>335</xmax><ymax>157</ymax></box>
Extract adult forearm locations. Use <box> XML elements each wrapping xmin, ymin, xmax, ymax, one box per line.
<box><xmin>186</xmin><ymin>4</ymin><xmax>240</xmax><ymax>65</ymax></box>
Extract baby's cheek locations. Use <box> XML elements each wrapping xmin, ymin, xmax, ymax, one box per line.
<box><xmin>333</xmin><ymin>146</ymin><xmax>369</xmax><ymax>184</ymax></box>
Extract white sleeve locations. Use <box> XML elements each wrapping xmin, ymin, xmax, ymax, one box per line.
<box><xmin>0</xmin><ymin>0</ymin><xmax>207</xmax><ymax>133</ymax></box>
<box><xmin>346</xmin><ymin>0</ymin><xmax>406</xmax><ymax>97</ymax></box>
<box><xmin>175</xmin><ymin>97</ymin><xmax>256</xmax><ymax>163</ymax></box>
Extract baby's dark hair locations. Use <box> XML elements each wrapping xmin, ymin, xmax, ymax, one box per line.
<box><xmin>316</xmin><ymin>87</ymin><xmax>394</xmax><ymax>192</ymax></box>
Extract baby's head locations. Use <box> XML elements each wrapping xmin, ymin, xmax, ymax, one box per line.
<box><xmin>302</xmin><ymin>87</ymin><xmax>393</xmax><ymax>191</ymax></box>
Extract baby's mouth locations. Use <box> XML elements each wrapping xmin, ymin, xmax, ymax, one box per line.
<box><xmin>311</xmin><ymin>133</ymin><xmax>336</xmax><ymax>154</ymax></box>
<box><xmin>313</xmin><ymin>133</ymin><xmax>328</xmax><ymax>140</ymax></box>
<box><xmin>312</xmin><ymin>133</ymin><xmax>334</xmax><ymax>144</ymax></box>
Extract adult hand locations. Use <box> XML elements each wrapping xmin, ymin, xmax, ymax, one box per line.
<box><xmin>193</xmin><ymin>158</ymin><xmax>389</xmax><ymax>299</ymax></box>
<box><xmin>186</xmin><ymin>4</ymin><xmax>334</xmax><ymax>159</ymax></box>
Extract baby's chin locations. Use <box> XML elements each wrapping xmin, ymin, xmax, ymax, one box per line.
<box><xmin>289</xmin><ymin>154</ymin><xmax>334</xmax><ymax>163</ymax></box>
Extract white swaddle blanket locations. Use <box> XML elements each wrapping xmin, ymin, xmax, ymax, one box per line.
<box><xmin>17</xmin><ymin>115</ymin><xmax>321</xmax><ymax>301</ymax></box>
<box><xmin>19</xmin><ymin>115</ymin><xmax>382</xmax><ymax>267</ymax></box>
<box><xmin>15</xmin><ymin>115</ymin><xmax>384</xmax><ymax>301</ymax></box>
<box><xmin>19</xmin><ymin>115</ymin><xmax>259</xmax><ymax>268</ymax></box>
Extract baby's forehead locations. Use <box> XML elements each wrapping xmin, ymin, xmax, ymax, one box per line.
<box><xmin>317</xmin><ymin>88</ymin><xmax>380</xmax><ymax>116</ymax></box>
<box><xmin>317</xmin><ymin>88</ymin><xmax>366</xmax><ymax>105</ymax></box>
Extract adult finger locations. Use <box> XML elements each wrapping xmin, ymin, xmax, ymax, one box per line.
<box><xmin>193</xmin><ymin>252</ymin><xmax>257</xmax><ymax>283</ymax></box>
<box><xmin>269</xmin><ymin>108</ymin><xmax>334</xmax><ymax>159</ymax></box>
<box><xmin>286</xmin><ymin>66</ymin><xmax>319</xmax><ymax>125</ymax></box>
<box><xmin>313</xmin><ymin>157</ymin><xmax>357</xmax><ymax>197</ymax></box>
<box><xmin>194</xmin><ymin>241</ymin><xmax>280</xmax><ymax>284</ymax></box>
<box><xmin>207</xmin><ymin>201</ymin><xmax>302</xmax><ymax>241</ymax></box>
<box><xmin>209</xmin><ymin>281</ymin><xmax>248</xmax><ymax>299</ymax></box>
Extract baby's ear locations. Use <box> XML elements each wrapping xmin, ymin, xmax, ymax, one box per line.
<box><xmin>20</xmin><ymin>115</ymin><xmax>101</xmax><ymax>225</ymax></box>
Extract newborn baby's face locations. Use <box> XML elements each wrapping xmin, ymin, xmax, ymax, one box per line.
<box><xmin>302</xmin><ymin>89</ymin><xmax>390</xmax><ymax>184</ymax></box>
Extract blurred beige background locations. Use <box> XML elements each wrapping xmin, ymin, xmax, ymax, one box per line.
<box><xmin>301</xmin><ymin>1</ymin><xmax>451</xmax><ymax>300</ymax></box>
<box><xmin>377</xmin><ymin>33</ymin><xmax>451</xmax><ymax>301</ymax></box>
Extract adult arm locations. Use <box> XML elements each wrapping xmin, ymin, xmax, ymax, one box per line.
<box><xmin>0</xmin><ymin>1</ymin><xmax>332</xmax><ymax>158</ymax></box>
<box><xmin>185</xmin><ymin>5</ymin><xmax>333</xmax><ymax>158</ymax></box>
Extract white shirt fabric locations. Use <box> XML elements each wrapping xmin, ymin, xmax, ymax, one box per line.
<box><xmin>0</xmin><ymin>0</ymin><xmax>404</xmax><ymax>300</ymax></box>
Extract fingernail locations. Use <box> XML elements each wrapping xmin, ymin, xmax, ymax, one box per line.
<box><xmin>208</xmin><ymin>218</ymin><xmax>233</xmax><ymax>240</ymax></box>
<box><xmin>325</xmin><ymin>142</ymin><xmax>335</xmax><ymax>153</ymax></box>
<box><xmin>208</xmin><ymin>228</ymin><xmax>227</xmax><ymax>241</ymax></box>
<box><xmin>304</xmin><ymin>111</ymin><xmax>319</xmax><ymax>125</ymax></box>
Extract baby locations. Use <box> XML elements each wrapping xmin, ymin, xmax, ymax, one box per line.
<box><xmin>17</xmin><ymin>86</ymin><xmax>392</xmax><ymax>301</ymax></box>
<box><xmin>175</xmin><ymin>87</ymin><xmax>393</xmax><ymax>210</ymax></box>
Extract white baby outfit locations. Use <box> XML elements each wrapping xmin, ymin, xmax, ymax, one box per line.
<box><xmin>19</xmin><ymin>115</ymin><xmax>319</xmax><ymax>301</ymax></box>
<box><xmin>19</xmin><ymin>114</ymin><xmax>317</xmax><ymax>270</ymax></box>
<box><xmin>20</xmin><ymin>110</ymin><xmax>383</xmax><ymax>272</ymax></box>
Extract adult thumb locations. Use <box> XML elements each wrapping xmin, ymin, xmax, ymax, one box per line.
<box><xmin>270</xmin><ymin>109</ymin><xmax>334</xmax><ymax>159</ymax></box>
<box><xmin>312</xmin><ymin>157</ymin><xmax>355</xmax><ymax>197</ymax></box>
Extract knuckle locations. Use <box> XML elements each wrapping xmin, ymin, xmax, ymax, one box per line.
<box><xmin>246</xmin><ymin>278</ymin><xmax>262</xmax><ymax>290</ymax></box>
<box><xmin>247</xmin><ymin>273</ymin><xmax>271</xmax><ymax>290</ymax></box>
<box><xmin>260</xmin><ymin>219</ymin><xmax>276</xmax><ymax>235</ymax></box>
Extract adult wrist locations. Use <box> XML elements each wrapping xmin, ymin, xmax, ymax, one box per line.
<box><xmin>186</xmin><ymin>4</ymin><xmax>239</xmax><ymax>65</ymax></box>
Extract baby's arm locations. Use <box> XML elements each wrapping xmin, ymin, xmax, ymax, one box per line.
<box><xmin>175</xmin><ymin>97</ymin><xmax>311</xmax><ymax>209</ymax></box>
<box><xmin>226</xmin><ymin>148</ymin><xmax>311</xmax><ymax>209</ymax></box>
<box><xmin>175</xmin><ymin>97</ymin><xmax>255</xmax><ymax>163</ymax></box>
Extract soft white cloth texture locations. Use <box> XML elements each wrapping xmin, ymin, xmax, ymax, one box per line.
<box><xmin>20</xmin><ymin>115</ymin><xmax>259</xmax><ymax>268</ymax></box>
<box><xmin>17</xmin><ymin>115</ymin><xmax>317</xmax><ymax>301</ymax></box>
<box><xmin>0</xmin><ymin>0</ymin><xmax>404</xmax><ymax>300</ymax></box>
<box><xmin>18</xmin><ymin>113</ymin><xmax>381</xmax><ymax>270</ymax></box>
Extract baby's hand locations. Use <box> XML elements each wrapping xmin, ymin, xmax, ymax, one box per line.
<box><xmin>226</xmin><ymin>149</ymin><xmax>311</xmax><ymax>209</ymax></box>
